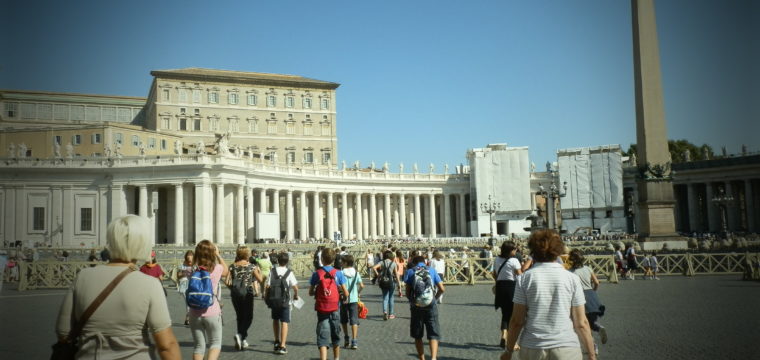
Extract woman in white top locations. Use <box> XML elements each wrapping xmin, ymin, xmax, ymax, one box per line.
<box><xmin>429</xmin><ymin>250</ymin><xmax>446</xmax><ymax>303</ymax></box>
<box><xmin>502</xmin><ymin>230</ymin><xmax>595</xmax><ymax>360</ymax></box>
<box><xmin>569</xmin><ymin>249</ymin><xmax>607</xmax><ymax>349</ymax></box>
<box><xmin>492</xmin><ymin>241</ymin><xmax>522</xmax><ymax>349</ymax></box>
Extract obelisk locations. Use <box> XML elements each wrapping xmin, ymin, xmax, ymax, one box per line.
<box><xmin>631</xmin><ymin>0</ymin><xmax>683</xmax><ymax>248</ymax></box>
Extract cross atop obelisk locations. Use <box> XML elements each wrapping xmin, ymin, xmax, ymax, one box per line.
<box><xmin>631</xmin><ymin>0</ymin><xmax>682</xmax><ymax>245</ymax></box>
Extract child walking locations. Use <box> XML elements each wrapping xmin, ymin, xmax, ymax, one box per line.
<box><xmin>339</xmin><ymin>255</ymin><xmax>364</xmax><ymax>350</ymax></box>
<box><xmin>309</xmin><ymin>248</ymin><xmax>349</xmax><ymax>360</ymax></box>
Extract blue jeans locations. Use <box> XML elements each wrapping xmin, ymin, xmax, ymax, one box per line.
<box><xmin>381</xmin><ymin>283</ymin><xmax>396</xmax><ymax>315</ymax></box>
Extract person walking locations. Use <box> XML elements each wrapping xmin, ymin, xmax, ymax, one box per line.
<box><xmin>650</xmin><ymin>251</ymin><xmax>660</xmax><ymax>280</ymax></box>
<box><xmin>404</xmin><ymin>255</ymin><xmax>445</xmax><ymax>360</ymax></box>
<box><xmin>625</xmin><ymin>243</ymin><xmax>638</xmax><ymax>280</ymax></box>
<box><xmin>569</xmin><ymin>249</ymin><xmax>608</xmax><ymax>353</ymax></box>
<box><xmin>501</xmin><ymin>230</ymin><xmax>596</xmax><ymax>360</ymax></box>
<box><xmin>309</xmin><ymin>248</ymin><xmax>349</xmax><ymax>360</ymax></box>
<box><xmin>340</xmin><ymin>255</ymin><xmax>364</xmax><ymax>350</ymax></box>
<box><xmin>492</xmin><ymin>241</ymin><xmax>522</xmax><ymax>349</ymax></box>
<box><xmin>429</xmin><ymin>250</ymin><xmax>446</xmax><ymax>304</ymax></box>
<box><xmin>372</xmin><ymin>250</ymin><xmax>403</xmax><ymax>320</ymax></box>
<box><xmin>178</xmin><ymin>250</ymin><xmax>194</xmax><ymax>326</ymax></box>
<box><xmin>228</xmin><ymin>246</ymin><xmax>263</xmax><ymax>351</ymax></box>
<box><xmin>54</xmin><ymin>215</ymin><xmax>180</xmax><ymax>359</ymax></box>
<box><xmin>188</xmin><ymin>240</ymin><xmax>229</xmax><ymax>360</ymax></box>
<box><xmin>266</xmin><ymin>252</ymin><xmax>299</xmax><ymax>354</ymax></box>
<box><xmin>257</xmin><ymin>252</ymin><xmax>273</xmax><ymax>297</ymax></box>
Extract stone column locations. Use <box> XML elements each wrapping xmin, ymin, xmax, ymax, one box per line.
<box><xmin>443</xmin><ymin>193</ymin><xmax>451</xmax><ymax>237</ymax></box>
<box><xmin>341</xmin><ymin>192</ymin><xmax>349</xmax><ymax>239</ymax></box>
<box><xmin>299</xmin><ymin>191</ymin><xmax>308</xmax><ymax>240</ymax></box>
<box><xmin>215</xmin><ymin>183</ymin><xmax>225</xmax><ymax>243</ymax></box>
<box><xmin>286</xmin><ymin>190</ymin><xmax>294</xmax><ymax>241</ymax></box>
<box><xmin>138</xmin><ymin>185</ymin><xmax>148</xmax><ymax>218</ymax></box>
<box><xmin>312</xmin><ymin>192</ymin><xmax>321</xmax><ymax>240</ymax></box>
<box><xmin>398</xmin><ymin>194</ymin><xmax>407</xmax><ymax>237</ymax></box>
<box><xmin>705</xmin><ymin>183</ymin><xmax>718</xmax><ymax>232</ymax></box>
<box><xmin>246</xmin><ymin>186</ymin><xmax>254</xmax><ymax>241</ymax></box>
<box><xmin>272</xmin><ymin>189</ymin><xmax>280</xmax><ymax>215</ymax></box>
<box><xmin>414</xmin><ymin>194</ymin><xmax>422</xmax><ymax>238</ymax></box>
<box><xmin>725</xmin><ymin>182</ymin><xmax>738</xmax><ymax>231</ymax></box>
<box><xmin>428</xmin><ymin>193</ymin><xmax>437</xmax><ymax>238</ymax></box>
<box><xmin>377</xmin><ymin>197</ymin><xmax>385</xmax><ymax>237</ymax></box>
<box><xmin>174</xmin><ymin>184</ymin><xmax>184</xmax><ymax>245</ymax></box>
<box><xmin>459</xmin><ymin>193</ymin><xmax>468</xmax><ymax>236</ymax></box>
<box><xmin>745</xmin><ymin>179</ymin><xmax>756</xmax><ymax>233</ymax></box>
<box><xmin>259</xmin><ymin>188</ymin><xmax>267</xmax><ymax>213</ymax></box>
<box><xmin>354</xmin><ymin>193</ymin><xmax>363</xmax><ymax>241</ymax></box>
<box><xmin>236</xmin><ymin>185</ymin><xmax>245</xmax><ymax>244</ymax></box>
<box><xmin>384</xmin><ymin>193</ymin><xmax>392</xmax><ymax>238</ymax></box>
<box><xmin>326</xmin><ymin>192</ymin><xmax>335</xmax><ymax>241</ymax></box>
<box><xmin>194</xmin><ymin>183</ymin><xmax>211</xmax><ymax>242</ymax></box>
<box><xmin>362</xmin><ymin>195</ymin><xmax>369</xmax><ymax>239</ymax></box>
<box><xmin>686</xmin><ymin>183</ymin><xmax>700</xmax><ymax>232</ymax></box>
<box><xmin>369</xmin><ymin>193</ymin><xmax>378</xmax><ymax>240</ymax></box>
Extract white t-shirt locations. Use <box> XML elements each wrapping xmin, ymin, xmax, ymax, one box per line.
<box><xmin>493</xmin><ymin>257</ymin><xmax>521</xmax><ymax>281</ymax></box>
<box><xmin>513</xmin><ymin>262</ymin><xmax>585</xmax><ymax>350</ymax></box>
<box><xmin>430</xmin><ymin>258</ymin><xmax>446</xmax><ymax>274</ymax></box>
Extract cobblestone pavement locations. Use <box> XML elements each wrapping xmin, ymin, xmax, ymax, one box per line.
<box><xmin>1</xmin><ymin>275</ymin><xmax>759</xmax><ymax>359</ymax></box>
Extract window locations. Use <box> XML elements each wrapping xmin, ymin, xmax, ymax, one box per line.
<box><xmin>287</xmin><ymin>151</ymin><xmax>295</xmax><ymax>164</ymax></box>
<box><xmin>180</xmin><ymin>107</ymin><xmax>186</xmax><ymax>115</ymax></box>
<box><xmin>208</xmin><ymin>92</ymin><xmax>219</xmax><ymax>104</ymax></box>
<box><xmin>54</xmin><ymin>104</ymin><xmax>68</xmax><ymax>120</ymax></box>
<box><xmin>162</xmin><ymin>89</ymin><xmax>170</xmax><ymax>101</ymax></box>
<box><xmin>4</xmin><ymin>102</ymin><xmax>18</xmax><ymax>117</ymax></box>
<box><xmin>80</xmin><ymin>208</ymin><xmax>93</xmax><ymax>232</ymax></box>
<box><xmin>33</xmin><ymin>207</ymin><xmax>45</xmax><ymax>231</ymax></box>
<box><xmin>72</xmin><ymin>135</ymin><xmax>81</xmax><ymax>145</ymax></box>
<box><xmin>228</xmin><ymin>93</ymin><xmax>238</xmax><ymax>105</ymax></box>
<box><xmin>285</xmin><ymin>96</ymin><xmax>294</xmax><ymax>108</ymax></box>
<box><xmin>115</xmin><ymin>133</ymin><xmax>123</xmax><ymax>145</ymax></box>
<box><xmin>160</xmin><ymin>139</ymin><xmax>167</xmax><ymax>150</ymax></box>
<box><xmin>267</xmin><ymin>95</ymin><xmax>276</xmax><ymax>107</ymax></box>
<box><xmin>320</xmin><ymin>98</ymin><xmax>329</xmax><ymax>110</ymax></box>
<box><xmin>304</xmin><ymin>152</ymin><xmax>314</xmax><ymax>164</ymax></box>
<box><xmin>148</xmin><ymin>137</ymin><xmax>156</xmax><ymax>149</ymax></box>
<box><xmin>194</xmin><ymin>108</ymin><xmax>200</xmax><ymax>116</ymax></box>
<box><xmin>209</xmin><ymin>118</ymin><xmax>219</xmax><ymax>131</ymax></box>
<box><xmin>304</xmin><ymin>124</ymin><xmax>312</xmax><ymax>136</ymax></box>
<box><xmin>267</xmin><ymin>121</ymin><xmax>277</xmax><ymax>134</ymax></box>
<box><xmin>303</xmin><ymin>98</ymin><xmax>312</xmax><ymax>109</ymax></box>
<box><xmin>268</xmin><ymin>151</ymin><xmax>276</xmax><ymax>163</ymax></box>
<box><xmin>249</xmin><ymin>119</ymin><xmax>258</xmax><ymax>133</ymax></box>
<box><xmin>91</xmin><ymin>133</ymin><xmax>101</xmax><ymax>144</ymax></box>
<box><xmin>321</xmin><ymin>124</ymin><xmax>330</xmax><ymax>136</ymax></box>
<box><xmin>322</xmin><ymin>152</ymin><xmax>331</xmax><ymax>164</ymax></box>
<box><xmin>179</xmin><ymin>89</ymin><xmax>188</xmax><ymax>103</ymax></box>
<box><xmin>54</xmin><ymin>136</ymin><xmax>62</xmax><ymax>145</ymax></box>
<box><xmin>247</xmin><ymin>94</ymin><xmax>257</xmax><ymax>106</ymax></box>
<box><xmin>228</xmin><ymin>119</ymin><xmax>239</xmax><ymax>132</ymax></box>
<box><xmin>117</xmin><ymin>108</ymin><xmax>131</xmax><ymax>122</ymax></box>
<box><xmin>192</xmin><ymin>89</ymin><xmax>201</xmax><ymax>103</ymax></box>
<box><xmin>131</xmin><ymin>135</ymin><xmax>140</xmax><ymax>146</ymax></box>
<box><xmin>286</xmin><ymin>122</ymin><xmax>295</xmax><ymax>134</ymax></box>
<box><xmin>179</xmin><ymin>118</ymin><xmax>187</xmax><ymax>131</ymax></box>
<box><xmin>194</xmin><ymin>119</ymin><xmax>202</xmax><ymax>131</ymax></box>
<box><xmin>162</xmin><ymin>118</ymin><xmax>170</xmax><ymax>129</ymax></box>
<box><xmin>70</xmin><ymin>105</ymin><xmax>84</xmax><ymax>120</ymax></box>
<box><xmin>606</xmin><ymin>210</ymin><xmax>613</xmax><ymax>218</ymax></box>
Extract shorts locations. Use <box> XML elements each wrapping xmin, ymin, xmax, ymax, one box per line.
<box><xmin>410</xmin><ymin>304</ymin><xmax>441</xmax><ymax>340</ymax></box>
<box><xmin>271</xmin><ymin>306</ymin><xmax>291</xmax><ymax>323</ymax></box>
<box><xmin>520</xmin><ymin>347</ymin><xmax>582</xmax><ymax>360</ymax></box>
<box><xmin>316</xmin><ymin>310</ymin><xmax>342</xmax><ymax>348</ymax></box>
<box><xmin>340</xmin><ymin>302</ymin><xmax>359</xmax><ymax>325</ymax></box>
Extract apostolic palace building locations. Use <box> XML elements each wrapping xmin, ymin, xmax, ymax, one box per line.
<box><xmin>0</xmin><ymin>68</ymin><xmax>757</xmax><ymax>248</ymax></box>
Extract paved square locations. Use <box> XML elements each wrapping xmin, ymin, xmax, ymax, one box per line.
<box><xmin>1</xmin><ymin>275</ymin><xmax>759</xmax><ymax>359</ymax></box>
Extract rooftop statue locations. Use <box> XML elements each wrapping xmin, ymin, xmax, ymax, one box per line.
<box><xmin>53</xmin><ymin>142</ymin><xmax>61</xmax><ymax>158</ymax></box>
<box><xmin>65</xmin><ymin>143</ymin><xmax>74</xmax><ymax>159</ymax></box>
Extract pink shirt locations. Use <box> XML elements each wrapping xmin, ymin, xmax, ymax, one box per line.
<box><xmin>189</xmin><ymin>264</ymin><xmax>223</xmax><ymax>318</ymax></box>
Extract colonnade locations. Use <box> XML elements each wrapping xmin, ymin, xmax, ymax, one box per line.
<box><xmin>134</xmin><ymin>182</ymin><xmax>471</xmax><ymax>244</ymax></box>
<box><xmin>677</xmin><ymin>178</ymin><xmax>757</xmax><ymax>233</ymax></box>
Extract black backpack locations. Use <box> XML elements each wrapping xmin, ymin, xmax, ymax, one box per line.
<box><xmin>378</xmin><ymin>260</ymin><xmax>395</xmax><ymax>289</ymax></box>
<box><xmin>334</xmin><ymin>253</ymin><xmax>344</xmax><ymax>270</ymax></box>
<box><xmin>229</xmin><ymin>265</ymin><xmax>252</xmax><ymax>298</ymax></box>
<box><xmin>266</xmin><ymin>269</ymin><xmax>292</xmax><ymax>309</ymax></box>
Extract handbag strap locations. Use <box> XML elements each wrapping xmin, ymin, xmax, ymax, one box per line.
<box><xmin>68</xmin><ymin>265</ymin><xmax>136</xmax><ymax>341</ymax></box>
<box><xmin>495</xmin><ymin>258</ymin><xmax>509</xmax><ymax>280</ymax></box>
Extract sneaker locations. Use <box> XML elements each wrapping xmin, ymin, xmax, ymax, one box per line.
<box><xmin>594</xmin><ymin>343</ymin><xmax>599</xmax><ymax>355</ymax></box>
<box><xmin>599</xmin><ymin>327</ymin><xmax>608</xmax><ymax>345</ymax></box>
<box><xmin>278</xmin><ymin>347</ymin><xmax>288</xmax><ymax>354</ymax></box>
<box><xmin>234</xmin><ymin>334</ymin><xmax>242</xmax><ymax>351</ymax></box>
<box><xmin>273</xmin><ymin>341</ymin><xmax>281</xmax><ymax>353</ymax></box>
<box><xmin>344</xmin><ymin>337</ymin><xmax>350</xmax><ymax>348</ymax></box>
<box><xmin>351</xmin><ymin>339</ymin><xmax>358</xmax><ymax>349</ymax></box>
<box><xmin>655</xmin><ymin>277</ymin><xmax>660</xmax><ymax>280</ymax></box>
<box><xmin>389</xmin><ymin>314</ymin><xmax>396</xmax><ymax>320</ymax></box>
<box><xmin>242</xmin><ymin>340</ymin><xmax>249</xmax><ymax>349</ymax></box>
<box><xmin>499</xmin><ymin>338</ymin><xmax>506</xmax><ymax>349</ymax></box>
<box><xmin>383</xmin><ymin>313</ymin><xmax>388</xmax><ymax>321</ymax></box>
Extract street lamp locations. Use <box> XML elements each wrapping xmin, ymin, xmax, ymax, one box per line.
<box><xmin>537</xmin><ymin>181</ymin><xmax>568</xmax><ymax>230</ymax></box>
<box><xmin>480</xmin><ymin>195</ymin><xmax>501</xmax><ymax>241</ymax></box>
<box><xmin>712</xmin><ymin>187</ymin><xmax>734</xmax><ymax>236</ymax></box>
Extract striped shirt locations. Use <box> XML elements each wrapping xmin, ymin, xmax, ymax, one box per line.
<box><xmin>513</xmin><ymin>262</ymin><xmax>585</xmax><ymax>349</ymax></box>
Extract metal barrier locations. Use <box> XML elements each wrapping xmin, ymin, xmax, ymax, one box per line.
<box><xmin>15</xmin><ymin>252</ymin><xmax>760</xmax><ymax>291</ymax></box>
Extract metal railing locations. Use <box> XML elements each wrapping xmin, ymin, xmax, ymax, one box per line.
<box><xmin>14</xmin><ymin>252</ymin><xmax>760</xmax><ymax>291</ymax></box>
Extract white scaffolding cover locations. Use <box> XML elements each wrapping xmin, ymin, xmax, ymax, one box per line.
<box><xmin>558</xmin><ymin>146</ymin><xmax>623</xmax><ymax>210</ymax></box>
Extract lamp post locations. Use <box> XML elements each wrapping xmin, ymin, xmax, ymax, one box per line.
<box><xmin>712</xmin><ymin>187</ymin><xmax>734</xmax><ymax>236</ymax></box>
<box><xmin>537</xmin><ymin>182</ymin><xmax>568</xmax><ymax>230</ymax></box>
<box><xmin>480</xmin><ymin>195</ymin><xmax>501</xmax><ymax>241</ymax></box>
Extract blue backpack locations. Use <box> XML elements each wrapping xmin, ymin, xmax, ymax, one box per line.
<box><xmin>186</xmin><ymin>267</ymin><xmax>214</xmax><ymax>309</ymax></box>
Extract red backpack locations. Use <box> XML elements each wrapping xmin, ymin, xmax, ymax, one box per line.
<box><xmin>315</xmin><ymin>268</ymin><xmax>339</xmax><ymax>313</ymax></box>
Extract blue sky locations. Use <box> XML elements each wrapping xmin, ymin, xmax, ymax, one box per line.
<box><xmin>1</xmin><ymin>0</ymin><xmax>757</xmax><ymax>169</ymax></box>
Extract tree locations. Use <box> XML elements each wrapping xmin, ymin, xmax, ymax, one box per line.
<box><xmin>623</xmin><ymin>140</ymin><xmax>714</xmax><ymax>163</ymax></box>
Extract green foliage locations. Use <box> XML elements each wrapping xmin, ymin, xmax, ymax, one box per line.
<box><xmin>624</xmin><ymin>140</ymin><xmax>714</xmax><ymax>163</ymax></box>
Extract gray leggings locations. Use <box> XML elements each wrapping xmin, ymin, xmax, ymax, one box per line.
<box><xmin>190</xmin><ymin>314</ymin><xmax>223</xmax><ymax>355</ymax></box>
